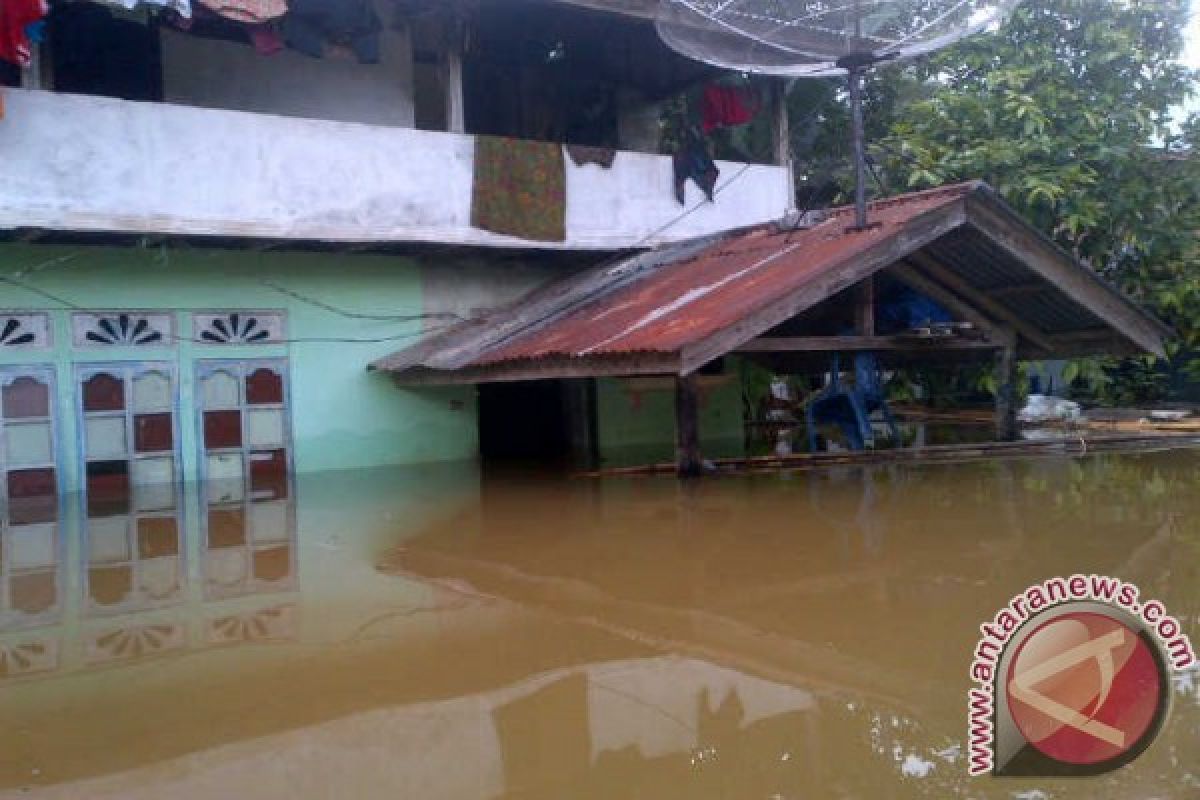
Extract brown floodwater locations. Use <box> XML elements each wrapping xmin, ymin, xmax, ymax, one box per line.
<box><xmin>0</xmin><ymin>448</ymin><xmax>1197</xmax><ymax>798</ymax></box>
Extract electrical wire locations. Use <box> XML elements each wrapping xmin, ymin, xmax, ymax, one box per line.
<box><xmin>259</xmin><ymin>280</ymin><xmax>465</xmax><ymax>322</ymax></box>
<box><xmin>0</xmin><ymin>275</ymin><xmax>447</xmax><ymax>345</ymax></box>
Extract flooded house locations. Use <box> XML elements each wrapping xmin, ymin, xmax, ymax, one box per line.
<box><xmin>0</xmin><ymin>0</ymin><xmax>794</xmax><ymax>494</ymax></box>
<box><xmin>0</xmin><ymin>0</ymin><xmax>1172</xmax><ymax>487</ymax></box>
<box><xmin>0</xmin><ymin>3</ymin><xmax>1197</xmax><ymax>797</ymax></box>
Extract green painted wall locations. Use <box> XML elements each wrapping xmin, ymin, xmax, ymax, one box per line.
<box><xmin>0</xmin><ymin>244</ymin><xmax>748</xmax><ymax>483</ymax></box>
<box><xmin>0</xmin><ymin>244</ymin><xmax>480</xmax><ymax>490</ymax></box>
<box><xmin>595</xmin><ymin>372</ymin><xmax>745</xmax><ymax>467</ymax></box>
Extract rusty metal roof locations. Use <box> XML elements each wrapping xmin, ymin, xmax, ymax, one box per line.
<box><xmin>372</xmin><ymin>182</ymin><xmax>1170</xmax><ymax>383</ymax></box>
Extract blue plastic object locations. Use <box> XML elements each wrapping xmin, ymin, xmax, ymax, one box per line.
<box><xmin>806</xmin><ymin>352</ymin><xmax>899</xmax><ymax>451</ymax></box>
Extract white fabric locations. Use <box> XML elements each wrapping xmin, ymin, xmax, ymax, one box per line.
<box><xmin>99</xmin><ymin>0</ymin><xmax>192</xmax><ymax>19</ymax></box>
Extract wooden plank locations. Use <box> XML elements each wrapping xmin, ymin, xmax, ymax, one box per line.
<box><xmin>576</xmin><ymin>434</ymin><xmax>1200</xmax><ymax>477</ymax></box>
<box><xmin>994</xmin><ymin>334</ymin><xmax>1019</xmax><ymax>441</ymax></box>
<box><xmin>389</xmin><ymin>354</ymin><xmax>680</xmax><ymax>386</ymax></box>
<box><xmin>906</xmin><ymin>251</ymin><xmax>1058</xmax><ymax>354</ymax></box>
<box><xmin>989</xmin><ymin>282</ymin><xmax>1046</xmax><ymax>298</ymax></box>
<box><xmin>964</xmin><ymin>192</ymin><xmax>1169</xmax><ymax>357</ymax></box>
<box><xmin>678</xmin><ymin>199</ymin><xmax>969</xmax><ymax>373</ymax></box>
<box><xmin>735</xmin><ymin>335</ymin><xmax>998</xmax><ymax>353</ymax></box>
<box><xmin>855</xmin><ymin>276</ymin><xmax>875</xmax><ymax>336</ymax></box>
<box><xmin>675</xmin><ymin>374</ymin><xmax>703</xmax><ymax>477</ymax></box>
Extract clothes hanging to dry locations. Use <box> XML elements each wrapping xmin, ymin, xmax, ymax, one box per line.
<box><xmin>101</xmin><ymin>0</ymin><xmax>193</xmax><ymax>19</ymax></box>
<box><xmin>0</xmin><ymin>0</ymin><xmax>47</xmax><ymax>68</ymax></box>
<box><xmin>673</xmin><ymin>134</ymin><xmax>719</xmax><ymax>205</ymax></box>
<box><xmin>284</xmin><ymin>0</ymin><xmax>381</xmax><ymax>63</ymax></box>
<box><xmin>700</xmin><ymin>84</ymin><xmax>759</xmax><ymax>134</ymax></box>
<box><xmin>472</xmin><ymin>136</ymin><xmax>567</xmax><ymax>243</ymax></box>
<box><xmin>247</xmin><ymin>21</ymin><xmax>284</xmax><ymax>55</ymax></box>
<box><xmin>566</xmin><ymin>145</ymin><xmax>617</xmax><ymax>169</ymax></box>
<box><xmin>196</xmin><ymin>0</ymin><xmax>284</xmax><ymax>25</ymax></box>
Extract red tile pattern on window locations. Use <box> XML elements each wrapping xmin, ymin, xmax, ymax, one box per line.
<box><xmin>83</xmin><ymin>374</ymin><xmax>125</xmax><ymax>412</ymax></box>
<box><xmin>2</xmin><ymin>376</ymin><xmax>49</xmax><ymax>419</ymax></box>
<box><xmin>137</xmin><ymin>517</ymin><xmax>179</xmax><ymax>558</ymax></box>
<box><xmin>8</xmin><ymin>468</ymin><xmax>55</xmax><ymax>498</ymax></box>
<box><xmin>134</xmin><ymin>413</ymin><xmax>174</xmax><ymax>453</ymax></box>
<box><xmin>9</xmin><ymin>573</ymin><xmax>56</xmax><ymax>614</ymax></box>
<box><xmin>250</xmin><ymin>449</ymin><xmax>287</xmax><ymax>498</ymax></box>
<box><xmin>204</xmin><ymin>411</ymin><xmax>243</xmax><ymax>449</ymax></box>
<box><xmin>85</xmin><ymin>461</ymin><xmax>130</xmax><ymax>517</ymax></box>
<box><xmin>246</xmin><ymin>368</ymin><xmax>283</xmax><ymax>405</ymax></box>
<box><xmin>88</xmin><ymin>566</ymin><xmax>133</xmax><ymax>607</ymax></box>
<box><xmin>253</xmin><ymin>546</ymin><xmax>291</xmax><ymax>582</ymax></box>
<box><xmin>207</xmin><ymin>509</ymin><xmax>246</xmax><ymax>548</ymax></box>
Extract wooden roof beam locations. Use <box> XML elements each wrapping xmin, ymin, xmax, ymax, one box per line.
<box><xmin>678</xmin><ymin>199</ymin><xmax>970</xmax><ymax>374</ymax></box>
<box><xmin>735</xmin><ymin>335</ymin><xmax>999</xmax><ymax>353</ymax></box>
<box><xmin>965</xmin><ymin>192</ymin><xmax>1169</xmax><ymax>358</ymax></box>
<box><xmin>887</xmin><ymin>261</ymin><xmax>1013</xmax><ymax>348</ymax></box>
<box><xmin>904</xmin><ymin>251</ymin><xmax>1056</xmax><ymax>354</ymax></box>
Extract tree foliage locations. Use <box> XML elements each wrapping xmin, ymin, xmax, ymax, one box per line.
<box><xmin>790</xmin><ymin>0</ymin><xmax>1200</xmax><ymax>404</ymax></box>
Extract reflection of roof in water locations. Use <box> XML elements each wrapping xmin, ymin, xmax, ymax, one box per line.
<box><xmin>9</xmin><ymin>656</ymin><xmax>815</xmax><ymax>800</ymax></box>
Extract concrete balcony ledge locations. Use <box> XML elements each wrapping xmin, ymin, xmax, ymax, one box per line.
<box><xmin>0</xmin><ymin>90</ymin><xmax>793</xmax><ymax>250</ymax></box>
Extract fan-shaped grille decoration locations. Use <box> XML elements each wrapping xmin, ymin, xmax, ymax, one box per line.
<box><xmin>86</xmin><ymin>623</ymin><xmax>184</xmax><ymax>665</ymax></box>
<box><xmin>0</xmin><ymin>639</ymin><xmax>57</xmax><ymax>678</ymax></box>
<box><xmin>207</xmin><ymin>604</ymin><xmax>296</xmax><ymax>645</ymax></box>
<box><xmin>74</xmin><ymin>312</ymin><xmax>171</xmax><ymax>347</ymax></box>
<box><xmin>0</xmin><ymin>314</ymin><xmax>49</xmax><ymax>348</ymax></box>
<box><xmin>194</xmin><ymin>312</ymin><xmax>284</xmax><ymax>345</ymax></box>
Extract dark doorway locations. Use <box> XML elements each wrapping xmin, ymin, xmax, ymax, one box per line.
<box><xmin>478</xmin><ymin>380</ymin><xmax>595</xmax><ymax>467</ymax></box>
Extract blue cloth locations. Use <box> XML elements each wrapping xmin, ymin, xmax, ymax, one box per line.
<box><xmin>877</xmin><ymin>285</ymin><xmax>951</xmax><ymax>333</ymax></box>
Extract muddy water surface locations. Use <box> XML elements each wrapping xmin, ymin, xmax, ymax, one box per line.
<box><xmin>0</xmin><ymin>450</ymin><xmax>1197</xmax><ymax>798</ymax></box>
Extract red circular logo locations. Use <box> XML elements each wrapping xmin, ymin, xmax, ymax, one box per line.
<box><xmin>1006</xmin><ymin>611</ymin><xmax>1164</xmax><ymax>766</ymax></box>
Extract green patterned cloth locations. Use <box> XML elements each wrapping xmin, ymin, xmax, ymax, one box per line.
<box><xmin>471</xmin><ymin>136</ymin><xmax>567</xmax><ymax>243</ymax></box>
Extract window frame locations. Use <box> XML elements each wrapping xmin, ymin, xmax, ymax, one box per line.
<box><xmin>195</xmin><ymin>358</ymin><xmax>295</xmax><ymax>601</ymax></box>
<box><xmin>0</xmin><ymin>364</ymin><xmax>63</xmax><ymax>631</ymax></box>
<box><xmin>74</xmin><ymin>362</ymin><xmax>185</xmax><ymax>617</ymax></box>
<box><xmin>194</xmin><ymin>358</ymin><xmax>294</xmax><ymax>498</ymax></box>
<box><xmin>75</xmin><ymin>362</ymin><xmax>183</xmax><ymax>508</ymax></box>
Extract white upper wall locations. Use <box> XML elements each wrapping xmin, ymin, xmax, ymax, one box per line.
<box><xmin>159</xmin><ymin>22</ymin><xmax>415</xmax><ymax>129</ymax></box>
<box><xmin>0</xmin><ymin>90</ymin><xmax>792</xmax><ymax>250</ymax></box>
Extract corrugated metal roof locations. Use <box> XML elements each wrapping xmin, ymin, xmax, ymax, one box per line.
<box><xmin>372</xmin><ymin>182</ymin><xmax>1169</xmax><ymax>383</ymax></box>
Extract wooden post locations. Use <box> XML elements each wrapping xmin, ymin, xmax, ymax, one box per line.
<box><xmin>855</xmin><ymin>276</ymin><xmax>875</xmax><ymax>336</ymax></box>
<box><xmin>675</xmin><ymin>374</ymin><xmax>703</xmax><ymax>477</ymax></box>
<box><xmin>994</xmin><ymin>338</ymin><xmax>1019</xmax><ymax>441</ymax></box>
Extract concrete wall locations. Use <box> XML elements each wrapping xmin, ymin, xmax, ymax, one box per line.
<box><xmin>0</xmin><ymin>90</ymin><xmax>792</xmax><ymax>249</ymax></box>
<box><xmin>0</xmin><ymin>244</ymin><xmax>507</xmax><ymax>490</ymax></box>
<box><xmin>0</xmin><ymin>243</ymin><xmax>746</xmax><ymax>485</ymax></box>
<box><xmin>595</xmin><ymin>374</ymin><xmax>745</xmax><ymax>467</ymax></box>
<box><xmin>160</xmin><ymin>24</ymin><xmax>416</xmax><ymax>128</ymax></box>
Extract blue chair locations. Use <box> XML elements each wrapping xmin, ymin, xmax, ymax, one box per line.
<box><xmin>806</xmin><ymin>352</ymin><xmax>899</xmax><ymax>451</ymax></box>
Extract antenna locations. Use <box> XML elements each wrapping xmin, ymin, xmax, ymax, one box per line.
<box><xmin>656</xmin><ymin>0</ymin><xmax>1023</xmax><ymax>228</ymax></box>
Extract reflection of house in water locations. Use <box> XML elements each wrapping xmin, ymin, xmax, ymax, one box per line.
<box><xmin>1</xmin><ymin>368</ymin><xmax>62</xmax><ymax>639</ymax></box>
<box><xmin>0</xmin><ymin>464</ymin><xmax>299</xmax><ymax>678</ymax></box>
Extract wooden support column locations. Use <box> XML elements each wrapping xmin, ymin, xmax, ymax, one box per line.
<box><xmin>994</xmin><ymin>334</ymin><xmax>1019</xmax><ymax>441</ymax></box>
<box><xmin>675</xmin><ymin>374</ymin><xmax>703</xmax><ymax>477</ymax></box>
<box><xmin>855</xmin><ymin>276</ymin><xmax>875</xmax><ymax>336</ymax></box>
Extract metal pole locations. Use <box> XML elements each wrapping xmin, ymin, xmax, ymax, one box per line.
<box><xmin>848</xmin><ymin>65</ymin><xmax>867</xmax><ymax>229</ymax></box>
